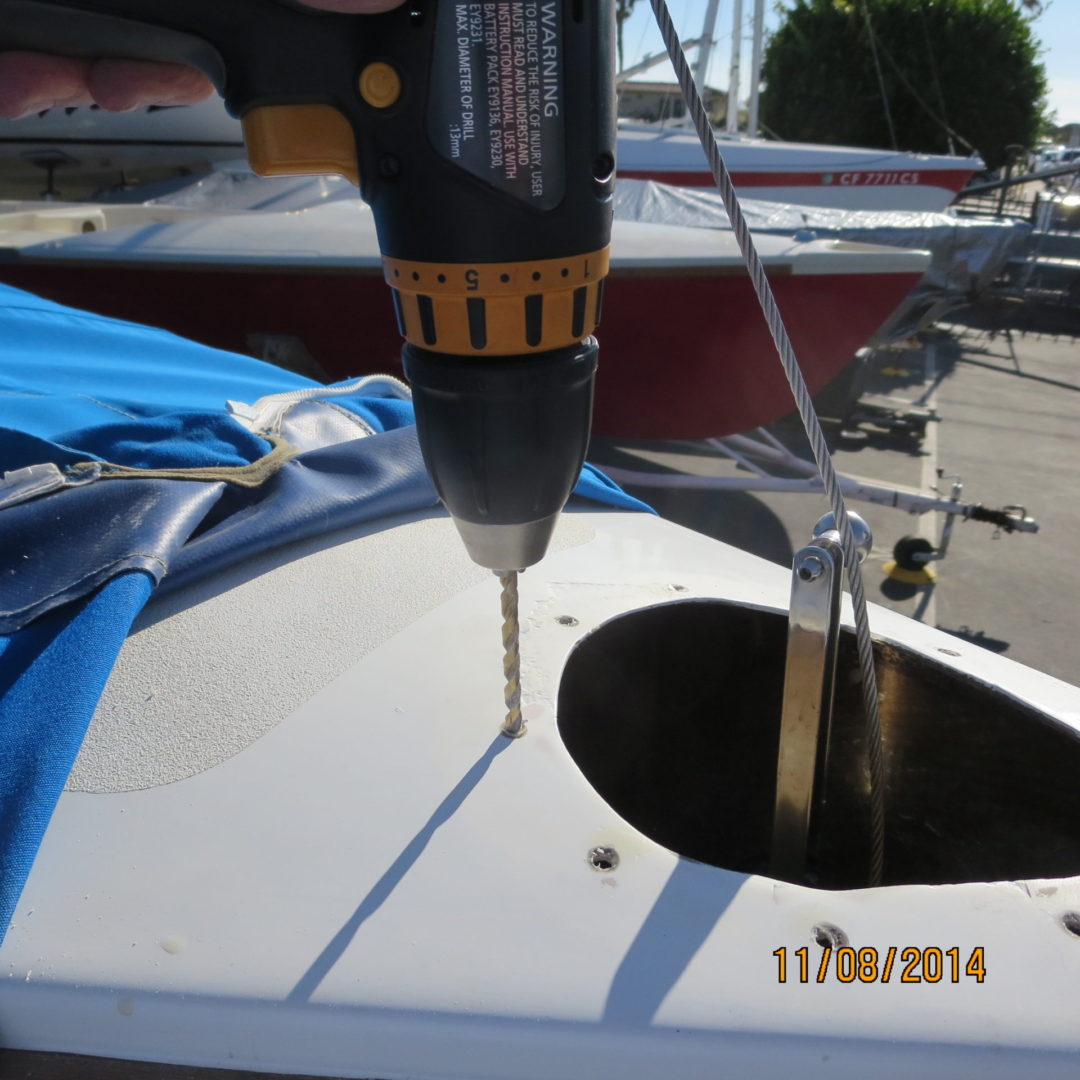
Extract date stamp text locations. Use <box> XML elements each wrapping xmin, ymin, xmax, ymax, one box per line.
<box><xmin>773</xmin><ymin>946</ymin><xmax>986</xmax><ymax>984</ymax></box>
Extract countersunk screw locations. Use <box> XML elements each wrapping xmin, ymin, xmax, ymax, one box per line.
<box><xmin>797</xmin><ymin>554</ymin><xmax>825</xmax><ymax>582</ymax></box>
<box><xmin>587</xmin><ymin>846</ymin><xmax>619</xmax><ymax>872</ymax></box>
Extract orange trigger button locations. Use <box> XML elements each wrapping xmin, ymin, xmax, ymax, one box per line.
<box><xmin>242</xmin><ymin>104</ymin><xmax>359</xmax><ymax>186</ymax></box>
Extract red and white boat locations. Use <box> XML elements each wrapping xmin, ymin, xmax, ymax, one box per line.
<box><xmin>1</xmin><ymin>98</ymin><xmax>981</xmax><ymax>210</ymax></box>
<box><xmin>0</xmin><ymin>189</ymin><xmax>929</xmax><ymax>438</ymax></box>
<box><xmin>616</xmin><ymin>122</ymin><xmax>983</xmax><ymax>211</ymax></box>
<box><xmin>613</xmin><ymin>1</ymin><xmax>982</xmax><ymax>211</ymax></box>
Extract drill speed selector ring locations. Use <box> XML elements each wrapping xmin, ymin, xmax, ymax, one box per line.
<box><xmin>384</xmin><ymin>248</ymin><xmax>610</xmax><ymax>355</ymax></box>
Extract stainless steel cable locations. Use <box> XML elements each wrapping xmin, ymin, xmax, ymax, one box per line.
<box><xmin>857</xmin><ymin>0</ymin><xmax>898</xmax><ymax>152</ymax></box>
<box><xmin>649</xmin><ymin>0</ymin><xmax>886</xmax><ymax>884</ymax></box>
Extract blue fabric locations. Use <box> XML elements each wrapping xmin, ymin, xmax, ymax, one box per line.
<box><xmin>0</xmin><ymin>282</ymin><xmax>646</xmax><ymax>510</ymax></box>
<box><xmin>0</xmin><ymin>282</ymin><xmax>650</xmax><ymax>943</ymax></box>
<box><xmin>0</xmin><ymin>571</ymin><xmax>154</xmax><ymax>938</ymax></box>
<box><xmin>0</xmin><ymin>285</ymin><xmax>316</xmax><ymax>436</ymax></box>
<box><xmin>1</xmin><ymin>477</ymin><xmax>224</xmax><ymax>633</ymax></box>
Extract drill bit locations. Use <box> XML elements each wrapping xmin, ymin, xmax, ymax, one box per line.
<box><xmin>497</xmin><ymin>571</ymin><xmax>525</xmax><ymax>738</ymax></box>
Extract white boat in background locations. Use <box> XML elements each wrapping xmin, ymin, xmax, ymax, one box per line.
<box><xmin>614</xmin><ymin>0</ymin><xmax>982</xmax><ymax>210</ymax></box>
<box><xmin>0</xmin><ymin>97</ymin><xmax>981</xmax><ymax>210</ymax></box>
<box><xmin>0</xmin><ymin>99</ymin><xmax>244</xmax><ymax>197</ymax></box>
<box><xmin>616</xmin><ymin>121</ymin><xmax>983</xmax><ymax>211</ymax></box>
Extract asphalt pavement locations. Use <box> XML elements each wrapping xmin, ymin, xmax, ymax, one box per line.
<box><xmin>587</xmin><ymin>300</ymin><xmax>1080</xmax><ymax>686</ymax></box>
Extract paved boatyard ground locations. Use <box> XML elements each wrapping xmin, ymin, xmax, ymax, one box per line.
<box><xmin>588</xmin><ymin>299</ymin><xmax>1080</xmax><ymax>686</ymax></box>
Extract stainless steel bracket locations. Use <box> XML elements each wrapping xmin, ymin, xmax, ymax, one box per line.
<box><xmin>771</xmin><ymin>512</ymin><xmax>872</xmax><ymax>881</ymax></box>
<box><xmin>770</xmin><ymin>537</ymin><xmax>844</xmax><ymax>880</ymax></box>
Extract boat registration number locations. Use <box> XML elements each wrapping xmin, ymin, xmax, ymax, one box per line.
<box><xmin>835</xmin><ymin>171</ymin><xmax>922</xmax><ymax>186</ymax></box>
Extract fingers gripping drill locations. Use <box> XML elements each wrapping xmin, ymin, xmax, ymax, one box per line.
<box><xmin>0</xmin><ymin>0</ymin><xmax>617</xmax><ymax>574</ymax></box>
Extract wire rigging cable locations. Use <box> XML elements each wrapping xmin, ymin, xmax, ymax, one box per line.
<box><xmin>648</xmin><ymin>0</ymin><xmax>887</xmax><ymax>886</ymax></box>
<box><xmin>917</xmin><ymin>2</ymin><xmax>957</xmax><ymax>156</ymax></box>
<box><xmin>857</xmin><ymin>0</ymin><xmax>899</xmax><ymax>152</ymax></box>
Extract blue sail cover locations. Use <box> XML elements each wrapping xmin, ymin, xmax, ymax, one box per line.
<box><xmin>0</xmin><ymin>283</ymin><xmax>650</xmax><ymax>941</ymax></box>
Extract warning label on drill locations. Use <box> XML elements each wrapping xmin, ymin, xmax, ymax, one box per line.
<box><xmin>429</xmin><ymin>1</ymin><xmax>565</xmax><ymax>209</ymax></box>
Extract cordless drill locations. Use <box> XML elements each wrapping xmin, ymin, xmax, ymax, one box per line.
<box><xmin>1</xmin><ymin>0</ymin><xmax>616</xmax><ymax>572</ymax></box>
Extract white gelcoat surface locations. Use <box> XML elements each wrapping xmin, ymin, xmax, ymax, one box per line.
<box><xmin>3</xmin><ymin>509</ymin><xmax>1080</xmax><ymax>1079</ymax></box>
<box><xmin>0</xmin><ymin>199</ymin><xmax>931</xmax><ymax>280</ymax></box>
<box><xmin>614</xmin><ymin>126</ymin><xmax>976</xmax><ymax>175</ymax></box>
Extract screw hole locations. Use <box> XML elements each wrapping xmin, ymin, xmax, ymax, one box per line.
<box><xmin>812</xmin><ymin>922</ymin><xmax>849</xmax><ymax>949</ymax></box>
<box><xmin>557</xmin><ymin>615</ymin><xmax>579</xmax><ymax>627</ymax></box>
<box><xmin>592</xmin><ymin>151</ymin><xmax>615</xmax><ymax>183</ymax></box>
<box><xmin>1062</xmin><ymin>912</ymin><xmax>1080</xmax><ymax>937</ymax></box>
<box><xmin>378</xmin><ymin>154</ymin><xmax>401</xmax><ymax>179</ymax></box>
<box><xmin>588</xmin><ymin>846</ymin><xmax>619</xmax><ymax>872</ymax></box>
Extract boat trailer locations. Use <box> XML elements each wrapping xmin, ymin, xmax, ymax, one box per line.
<box><xmin>601</xmin><ymin>424</ymin><xmax>1038</xmax><ymax>580</ymax></box>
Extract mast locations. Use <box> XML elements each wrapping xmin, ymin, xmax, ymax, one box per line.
<box><xmin>726</xmin><ymin>0</ymin><xmax>743</xmax><ymax>133</ymax></box>
<box><xmin>747</xmin><ymin>0</ymin><xmax>765</xmax><ymax>135</ymax></box>
<box><xmin>615</xmin><ymin>37</ymin><xmax>705</xmax><ymax>84</ymax></box>
<box><xmin>692</xmin><ymin>0</ymin><xmax>723</xmax><ymax>119</ymax></box>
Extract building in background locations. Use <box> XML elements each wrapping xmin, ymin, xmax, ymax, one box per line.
<box><xmin>618</xmin><ymin>81</ymin><xmax>727</xmax><ymax>125</ymax></box>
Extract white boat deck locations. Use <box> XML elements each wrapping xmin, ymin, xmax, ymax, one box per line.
<box><xmin>0</xmin><ymin>198</ymin><xmax>932</xmax><ymax>278</ymax></box>
<box><xmin>616</xmin><ymin>123</ymin><xmax>977</xmax><ymax>174</ymax></box>
<box><xmin>3</xmin><ymin>508</ymin><xmax>1080</xmax><ymax>1078</ymax></box>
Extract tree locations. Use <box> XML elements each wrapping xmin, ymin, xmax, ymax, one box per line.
<box><xmin>759</xmin><ymin>0</ymin><xmax>1048</xmax><ymax>169</ymax></box>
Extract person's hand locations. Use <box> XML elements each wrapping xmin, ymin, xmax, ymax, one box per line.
<box><xmin>0</xmin><ymin>0</ymin><xmax>407</xmax><ymax>119</ymax></box>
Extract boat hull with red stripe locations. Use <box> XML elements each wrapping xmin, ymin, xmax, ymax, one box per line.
<box><xmin>616</xmin><ymin>125</ymin><xmax>982</xmax><ymax>211</ymax></box>
<box><xmin>0</xmin><ymin>201</ymin><xmax>931</xmax><ymax>439</ymax></box>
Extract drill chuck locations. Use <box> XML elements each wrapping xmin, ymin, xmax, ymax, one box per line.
<box><xmin>404</xmin><ymin>341</ymin><xmax>598</xmax><ymax>571</ymax></box>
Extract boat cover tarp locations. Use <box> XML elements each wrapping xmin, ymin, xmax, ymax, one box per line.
<box><xmin>97</xmin><ymin>157</ymin><xmax>356</xmax><ymax>212</ymax></box>
<box><xmin>0</xmin><ymin>283</ymin><xmax>650</xmax><ymax>942</ymax></box>
<box><xmin>614</xmin><ymin>179</ymin><xmax>1032</xmax><ymax>339</ymax></box>
<box><xmin>101</xmin><ymin>166</ymin><xmax>1028</xmax><ymax>342</ymax></box>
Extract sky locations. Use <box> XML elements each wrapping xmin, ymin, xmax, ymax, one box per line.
<box><xmin>620</xmin><ymin>0</ymin><xmax>1080</xmax><ymax>129</ymax></box>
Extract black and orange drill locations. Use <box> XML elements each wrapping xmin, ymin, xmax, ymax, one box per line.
<box><xmin>2</xmin><ymin>0</ymin><xmax>617</xmax><ymax>570</ymax></box>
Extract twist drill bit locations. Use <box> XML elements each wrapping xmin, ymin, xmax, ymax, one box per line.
<box><xmin>497</xmin><ymin>571</ymin><xmax>525</xmax><ymax>738</ymax></box>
